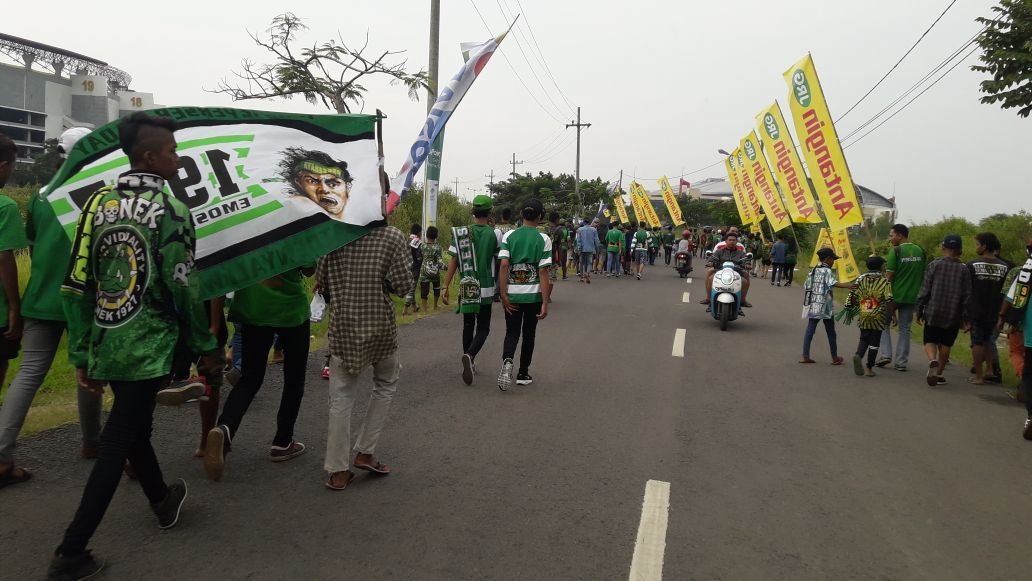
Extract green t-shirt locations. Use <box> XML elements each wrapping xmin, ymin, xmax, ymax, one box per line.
<box><xmin>605</xmin><ymin>228</ymin><xmax>623</xmax><ymax>252</ymax></box>
<box><xmin>448</xmin><ymin>224</ymin><xmax>499</xmax><ymax>304</ymax></box>
<box><xmin>886</xmin><ymin>242</ymin><xmax>925</xmax><ymax>305</ymax></box>
<box><xmin>0</xmin><ymin>194</ymin><xmax>28</xmax><ymax>321</ymax></box>
<box><xmin>63</xmin><ymin>175</ymin><xmax>215</xmax><ymax>381</ymax></box>
<box><xmin>500</xmin><ymin>226</ymin><xmax>552</xmax><ymax>303</ymax></box>
<box><xmin>660</xmin><ymin>231</ymin><xmax>675</xmax><ymax>246</ymax></box>
<box><xmin>229</xmin><ymin>268</ymin><xmax>311</xmax><ymax>328</ymax></box>
<box><xmin>634</xmin><ymin>229</ymin><xmax>649</xmax><ymax>251</ymax></box>
<box><xmin>419</xmin><ymin>242</ymin><xmax>444</xmax><ymax>282</ymax></box>
<box><xmin>22</xmin><ymin>191</ymin><xmax>69</xmax><ymax>321</ymax></box>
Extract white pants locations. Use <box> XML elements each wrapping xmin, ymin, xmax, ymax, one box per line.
<box><xmin>324</xmin><ymin>352</ymin><xmax>400</xmax><ymax>474</ymax></box>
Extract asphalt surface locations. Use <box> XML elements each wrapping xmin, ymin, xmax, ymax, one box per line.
<box><xmin>3</xmin><ymin>257</ymin><xmax>1032</xmax><ymax>580</ymax></box>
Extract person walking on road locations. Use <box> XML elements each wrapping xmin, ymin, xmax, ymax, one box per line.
<box><xmin>443</xmin><ymin>195</ymin><xmax>500</xmax><ymax>385</ymax></box>
<box><xmin>770</xmin><ymin>234</ymin><xmax>788</xmax><ymax>286</ymax></box>
<box><xmin>1001</xmin><ymin>241</ymin><xmax>1032</xmax><ymax>438</ymax></box>
<box><xmin>605</xmin><ymin>222</ymin><xmax>624</xmax><ymax>278</ymax></box>
<box><xmin>999</xmin><ymin>241</ymin><xmax>1030</xmax><ymax>393</ymax></box>
<box><xmin>844</xmin><ymin>256</ymin><xmax>894</xmax><ymax>377</ymax></box>
<box><xmin>0</xmin><ymin>129</ymin><xmax>104</xmax><ymax>490</ymax></box>
<box><xmin>418</xmin><ymin>226</ymin><xmax>445</xmax><ymax>312</ymax></box>
<box><xmin>661</xmin><ymin>226</ymin><xmax>675</xmax><ymax>266</ymax></box>
<box><xmin>800</xmin><ymin>248</ymin><xmax>852</xmax><ymax>365</ymax></box>
<box><xmin>204</xmin><ymin>264</ymin><xmax>315</xmax><ymax>481</ymax></box>
<box><xmin>576</xmin><ymin>218</ymin><xmax>601</xmax><ymax>283</ymax></box>
<box><xmin>498</xmin><ymin>199</ymin><xmax>552</xmax><ymax>390</ymax></box>
<box><xmin>317</xmin><ymin>223</ymin><xmax>413</xmax><ymax>490</ymax></box>
<box><xmin>967</xmin><ymin>232</ymin><xmax>1009</xmax><ymax>385</ymax></box>
<box><xmin>402</xmin><ymin>224</ymin><xmax>423</xmax><ymax>315</ymax></box>
<box><xmin>633</xmin><ymin>222</ymin><xmax>651</xmax><ymax>280</ymax></box>
<box><xmin>876</xmin><ymin>224</ymin><xmax>926</xmax><ymax>371</ymax></box>
<box><xmin>49</xmin><ymin>113</ymin><xmax>221</xmax><ymax>580</ymax></box>
<box><xmin>0</xmin><ymin>135</ymin><xmax>27</xmax><ymax>393</ymax></box>
<box><xmin>918</xmin><ymin>235</ymin><xmax>971</xmax><ymax>387</ymax></box>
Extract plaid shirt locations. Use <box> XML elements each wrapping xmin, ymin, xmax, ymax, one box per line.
<box><xmin>918</xmin><ymin>256</ymin><xmax>971</xmax><ymax>328</ymax></box>
<box><xmin>316</xmin><ymin>226</ymin><xmax>413</xmax><ymax>375</ymax></box>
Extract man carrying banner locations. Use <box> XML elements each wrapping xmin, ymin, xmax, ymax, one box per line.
<box><xmin>317</xmin><ymin>222</ymin><xmax>413</xmax><ymax>490</ymax></box>
<box><xmin>443</xmin><ymin>195</ymin><xmax>500</xmax><ymax>385</ymax></box>
<box><xmin>49</xmin><ymin>112</ymin><xmax>221</xmax><ymax>579</ymax></box>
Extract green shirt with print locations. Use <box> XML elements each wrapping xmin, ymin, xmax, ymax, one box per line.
<box><xmin>886</xmin><ymin>242</ymin><xmax>925</xmax><ymax>305</ymax></box>
<box><xmin>419</xmin><ymin>242</ymin><xmax>444</xmax><ymax>282</ymax></box>
<box><xmin>22</xmin><ymin>191</ymin><xmax>69</xmax><ymax>321</ymax></box>
<box><xmin>634</xmin><ymin>229</ymin><xmax>649</xmax><ymax>251</ymax></box>
<box><xmin>500</xmin><ymin>226</ymin><xmax>552</xmax><ymax>303</ymax></box>
<box><xmin>0</xmin><ymin>194</ymin><xmax>28</xmax><ymax>321</ymax></box>
<box><xmin>605</xmin><ymin>228</ymin><xmax>623</xmax><ymax>253</ymax></box>
<box><xmin>448</xmin><ymin>223</ymin><xmax>499</xmax><ymax>304</ymax></box>
<box><xmin>229</xmin><ymin>267</ymin><xmax>311</xmax><ymax>328</ymax></box>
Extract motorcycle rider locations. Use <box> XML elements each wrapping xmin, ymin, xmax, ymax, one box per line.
<box><xmin>676</xmin><ymin>230</ymin><xmax>692</xmax><ymax>255</ymax></box>
<box><xmin>701</xmin><ymin>231</ymin><xmax>752</xmax><ymax>311</ymax></box>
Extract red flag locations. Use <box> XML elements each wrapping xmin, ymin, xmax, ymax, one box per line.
<box><xmin>679</xmin><ymin>178</ymin><xmax>690</xmax><ymax>189</ymax></box>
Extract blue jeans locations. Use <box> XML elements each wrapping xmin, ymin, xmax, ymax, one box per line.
<box><xmin>607</xmin><ymin>251</ymin><xmax>621</xmax><ymax>274</ymax></box>
<box><xmin>580</xmin><ymin>252</ymin><xmax>594</xmax><ymax>276</ymax></box>
<box><xmin>803</xmin><ymin>318</ymin><xmax>837</xmax><ymax>359</ymax></box>
<box><xmin>878</xmin><ymin>304</ymin><xmax>915</xmax><ymax>368</ymax></box>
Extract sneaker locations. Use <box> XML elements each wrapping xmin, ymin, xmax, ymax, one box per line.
<box><xmin>852</xmin><ymin>355</ymin><xmax>864</xmax><ymax>376</ymax></box>
<box><xmin>461</xmin><ymin>354</ymin><xmax>474</xmax><ymax>386</ymax></box>
<box><xmin>497</xmin><ymin>358</ymin><xmax>514</xmax><ymax>392</ymax></box>
<box><xmin>893</xmin><ymin>366</ymin><xmax>908</xmax><ymax>372</ymax></box>
<box><xmin>152</xmin><ymin>478</ymin><xmax>188</xmax><ymax>529</ymax></box>
<box><xmin>516</xmin><ymin>372</ymin><xmax>534</xmax><ymax>385</ymax></box>
<box><xmin>937</xmin><ymin>376</ymin><xmax>947</xmax><ymax>385</ymax></box>
<box><xmin>204</xmin><ymin>425</ymin><xmax>230</xmax><ymax>481</ymax></box>
<box><xmin>47</xmin><ymin>550</ymin><xmax>105</xmax><ymax>581</ymax></box>
<box><xmin>636</xmin><ymin>273</ymin><xmax>641</xmax><ymax>280</ymax></box>
<box><xmin>874</xmin><ymin>358</ymin><xmax>892</xmax><ymax>368</ymax></box>
<box><xmin>926</xmin><ymin>361</ymin><xmax>939</xmax><ymax>387</ymax></box>
<box><xmin>156</xmin><ymin>378</ymin><xmax>206</xmax><ymax>406</ymax></box>
<box><xmin>270</xmin><ymin>441</ymin><xmax>306</xmax><ymax>462</ymax></box>
<box><xmin>321</xmin><ymin>366</ymin><xmax>330</xmax><ymax>380</ymax></box>
<box><xmin>1023</xmin><ymin>418</ymin><xmax>1032</xmax><ymax>441</ymax></box>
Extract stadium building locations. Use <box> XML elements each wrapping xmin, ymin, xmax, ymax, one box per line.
<box><xmin>0</xmin><ymin>32</ymin><xmax>158</xmax><ymax>161</ymax></box>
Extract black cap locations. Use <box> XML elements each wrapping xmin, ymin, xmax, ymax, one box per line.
<box><xmin>942</xmin><ymin>234</ymin><xmax>962</xmax><ymax>250</ymax></box>
<box><xmin>817</xmin><ymin>247</ymin><xmax>839</xmax><ymax>261</ymax></box>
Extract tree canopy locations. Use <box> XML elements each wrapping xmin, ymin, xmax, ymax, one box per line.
<box><xmin>973</xmin><ymin>0</ymin><xmax>1032</xmax><ymax>118</ymax></box>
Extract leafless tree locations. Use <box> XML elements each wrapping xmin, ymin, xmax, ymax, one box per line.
<box><xmin>210</xmin><ymin>13</ymin><xmax>428</xmax><ymax>113</ymax></box>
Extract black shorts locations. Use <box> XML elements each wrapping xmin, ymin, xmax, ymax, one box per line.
<box><xmin>924</xmin><ymin>325</ymin><xmax>960</xmax><ymax>347</ymax></box>
<box><xmin>969</xmin><ymin>320</ymin><xmax>996</xmax><ymax>345</ymax></box>
<box><xmin>420</xmin><ymin>280</ymin><xmax>441</xmax><ymax>299</ymax></box>
<box><xmin>0</xmin><ymin>329</ymin><xmax>20</xmax><ymax>361</ymax></box>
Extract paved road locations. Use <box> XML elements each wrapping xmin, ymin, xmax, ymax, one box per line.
<box><xmin>3</xmin><ymin>260</ymin><xmax>1031</xmax><ymax>580</ymax></box>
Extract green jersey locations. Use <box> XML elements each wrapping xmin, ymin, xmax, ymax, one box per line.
<box><xmin>633</xmin><ymin>229</ymin><xmax>650</xmax><ymax>251</ymax></box>
<box><xmin>500</xmin><ymin>226</ymin><xmax>552</xmax><ymax>303</ymax></box>
<box><xmin>229</xmin><ymin>268</ymin><xmax>311</xmax><ymax>328</ymax></box>
<box><xmin>605</xmin><ymin>228</ymin><xmax>623</xmax><ymax>252</ymax></box>
<box><xmin>22</xmin><ymin>191</ymin><xmax>70</xmax><ymax>321</ymax></box>
<box><xmin>0</xmin><ymin>194</ymin><xmax>28</xmax><ymax>321</ymax></box>
<box><xmin>419</xmin><ymin>242</ymin><xmax>444</xmax><ymax>282</ymax></box>
<box><xmin>448</xmin><ymin>223</ymin><xmax>499</xmax><ymax>304</ymax></box>
<box><xmin>63</xmin><ymin>172</ymin><xmax>215</xmax><ymax>381</ymax></box>
<box><xmin>660</xmin><ymin>231</ymin><xmax>675</xmax><ymax>247</ymax></box>
<box><xmin>886</xmin><ymin>242</ymin><xmax>925</xmax><ymax>305</ymax></box>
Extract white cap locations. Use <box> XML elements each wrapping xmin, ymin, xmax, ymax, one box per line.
<box><xmin>58</xmin><ymin>127</ymin><xmax>92</xmax><ymax>158</ymax></box>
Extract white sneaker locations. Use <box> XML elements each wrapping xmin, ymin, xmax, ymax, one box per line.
<box><xmin>1023</xmin><ymin>418</ymin><xmax>1032</xmax><ymax>441</ymax></box>
<box><xmin>497</xmin><ymin>358</ymin><xmax>514</xmax><ymax>392</ymax></box>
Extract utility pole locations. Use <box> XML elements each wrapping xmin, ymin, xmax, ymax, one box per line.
<box><xmin>510</xmin><ymin>153</ymin><xmax>524</xmax><ymax>178</ymax></box>
<box><xmin>453</xmin><ymin>177</ymin><xmax>460</xmax><ymax>195</ymax></box>
<box><xmin>566</xmin><ymin>106</ymin><xmax>591</xmax><ymax>213</ymax></box>
<box><xmin>485</xmin><ymin>169</ymin><xmax>495</xmax><ymax>186</ymax></box>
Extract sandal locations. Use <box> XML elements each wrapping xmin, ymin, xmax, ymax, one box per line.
<box><xmin>353</xmin><ymin>456</ymin><xmax>391</xmax><ymax>475</ymax></box>
<box><xmin>0</xmin><ymin>465</ymin><xmax>32</xmax><ymax>489</ymax></box>
<box><xmin>799</xmin><ymin>358</ymin><xmax>816</xmax><ymax>364</ymax></box>
<box><xmin>325</xmin><ymin>470</ymin><xmax>355</xmax><ymax>491</ymax></box>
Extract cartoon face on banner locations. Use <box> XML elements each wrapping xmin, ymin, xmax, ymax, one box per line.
<box><xmin>278</xmin><ymin>147</ymin><xmax>353</xmax><ymax>221</ymax></box>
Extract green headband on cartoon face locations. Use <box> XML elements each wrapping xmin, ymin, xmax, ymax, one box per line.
<box><xmin>297</xmin><ymin>161</ymin><xmax>344</xmax><ymax>178</ymax></box>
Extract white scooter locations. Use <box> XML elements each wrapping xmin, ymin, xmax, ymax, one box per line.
<box><xmin>705</xmin><ymin>251</ymin><xmax>752</xmax><ymax>331</ymax></box>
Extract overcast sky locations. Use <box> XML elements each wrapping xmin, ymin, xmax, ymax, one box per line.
<box><xmin>5</xmin><ymin>0</ymin><xmax>1028</xmax><ymax>223</ymax></box>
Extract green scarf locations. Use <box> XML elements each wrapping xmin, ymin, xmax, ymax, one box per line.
<box><xmin>451</xmin><ymin>226</ymin><xmax>481</xmax><ymax>314</ymax></box>
<box><xmin>1012</xmin><ymin>256</ymin><xmax>1032</xmax><ymax>311</ymax></box>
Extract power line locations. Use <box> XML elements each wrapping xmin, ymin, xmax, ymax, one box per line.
<box><xmin>840</xmin><ymin>27</ymin><xmax>984</xmax><ymax>143</ymax></box>
<box><xmin>836</xmin><ymin>0</ymin><xmax>960</xmax><ymax>123</ymax></box>
<box><xmin>493</xmin><ymin>0</ymin><xmax>572</xmax><ymax>119</ymax></box>
<box><xmin>469</xmin><ymin>1</ymin><xmax>565</xmax><ymax>124</ymax></box>
<box><xmin>511</xmin><ymin>0</ymin><xmax>578</xmax><ymax>112</ymax></box>
<box><xmin>843</xmin><ymin>45</ymin><xmax>978</xmax><ymax>150</ymax></box>
<box><xmin>628</xmin><ymin>160</ymin><xmax>725</xmax><ymax>182</ymax></box>
<box><xmin>525</xmin><ymin>131</ymin><xmax>576</xmax><ymax>163</ymax></box>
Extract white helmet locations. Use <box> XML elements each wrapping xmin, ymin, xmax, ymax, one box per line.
<box><xmin>58</xmin><ymin>127</ymin><xmax>91</xmax><ymax>158</ymax></box>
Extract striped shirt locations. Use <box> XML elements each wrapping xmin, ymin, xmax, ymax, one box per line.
<box><xmin>500</xmin><ymin>226</ymin><xmax>552</xmax><ymax>303</ymax></box>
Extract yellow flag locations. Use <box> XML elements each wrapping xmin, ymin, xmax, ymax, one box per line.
<box><xmin>741</xmin><ymin>131</ymin><xmax>792</xmax><ymax>232</ymax></box>
<box><xmin>724</xmin><ymin>154</ymin><xmax>753</xmax><ymax>225</ymax></box>
<box><xmin>736</xmin><ymin>149</ymin><xmax>765</xmax><ymax>226</ymax></box>
<box><xmin>631</xmin><ymin>182</ymin><xmax>662</xmax><ymax>227</ymax></box>
<box><xmin>831</xmin><ymin>228</ymin><xmax>861</xmax><ymax>281</ymax></box>
<box><xmin>810</xmin><ymin>228</ymin><xmax>835</xmax><ymax>267</ymax></box>
<box><xmin>658</xmin><ymin>176</ymin><xmax>685</xmax><ymax>226</ymax></box>
<box><xmin>756</xmin><ymin>101</ymin><xmax>823</xmax><ymax>224</ymax></box>
<box><xmin>783</xmin><ymin>54</ymin><xmax>864</xmax><ymax>231</ymax></box>
<box><xmin>613</xmin><ymin>192</ymin><xmax>630</xmax><ymax>225</ymax></box>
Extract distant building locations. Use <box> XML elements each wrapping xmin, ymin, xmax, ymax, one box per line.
<box><xmin>0</xmin><ymin>32</ymin><xmax>159</xmax><ymax>161</ymax></box>
<box><xmin>685</xmin><ymin>177</ymin><xmax>897</xmax><ymax>223</ymax></box>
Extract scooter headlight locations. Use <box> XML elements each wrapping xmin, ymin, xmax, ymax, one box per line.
<box><xmin>718</xmin><ymin>271</ymin><xmax>735</xmax><ymax>285</ymax></box>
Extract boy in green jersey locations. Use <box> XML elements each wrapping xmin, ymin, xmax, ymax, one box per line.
<box><xmin>444</xmin><ymin>195</ymin><xmax>500</xmax><ymax>385</ymax></box>
<box><xmin>498</xmin><ymin>199</ymin><xmax>552</xmax><ymax>390</ymax></box>
<box><xmin>418</xmin><ymin>226</ymin><xmax>445</xmax><ymax>311</ymax></box>
<box><xmin>0</xmin><ymin>129</ymin><xmax>103</xmax><ymax>491</ymax></box>
<box><xmin>50</xmin><ymin>113</ymin><xmax>221</xmax><ymax>580</ymax></box>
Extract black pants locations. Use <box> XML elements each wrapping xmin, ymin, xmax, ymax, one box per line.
<box><xmin>218</xmin><ymin>320</ymin><xmax>310</xmax><ymax>448</ymax></box>
<box><xmin>664</xmin><ymin>246</ymin><xmax>672</xmax><ymax>265</ymax></box>
<box><xmin>463</xmin><ymin>303</ymin><xmax>493</xmax><ymax>359</ymax></box>
<box><xmin>856</xmin><ymin>329</ymin><xmax>883</xmax><ymax>368</ymax></box>
<box><xmin>648</xmin><ymin>248</ymin><xmax>657</xmax><ymax>265</ymax></box>
<box><xmin>1022</xmin><ymin>347</ymin><xmax>1032</xmax><ymax>417</ymax></box>
<box><xmin>58</xmin><ymin>378</ymin><xmax>169</xmax><ymax>557</ymax></box>
<box><xmin>503</xmin><ymin>302</ymin><xmax>542</xmax><ymax>375</ymax></box>
<box><xmin>783</xmin><ymin>263</ymin><xmax>796</xmax><ymax>284</ymax></box>
<box><xmin>771</xmin><ymin>262</ymin><xmax>785</xmax><ymax>284</ymax></box>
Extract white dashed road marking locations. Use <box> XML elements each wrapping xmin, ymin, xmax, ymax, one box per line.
<box><xmin>672</xmin><ymin>329</ymin><xmax>686</xmax><ymax>358</ymax></box>
<box><xmin>686</xmin><ymin>277</ymin><xmax>693</xmax><ymax>284</ymax></box>
<box><xmin>682</xmin><ymin>292</ymin><xmax>690</xmax><ymax>303</ymax></box>
<box><xmin>628</xmin><ymin>479</ymin><xmax>671</xmax><ymax>581</ymax></box>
